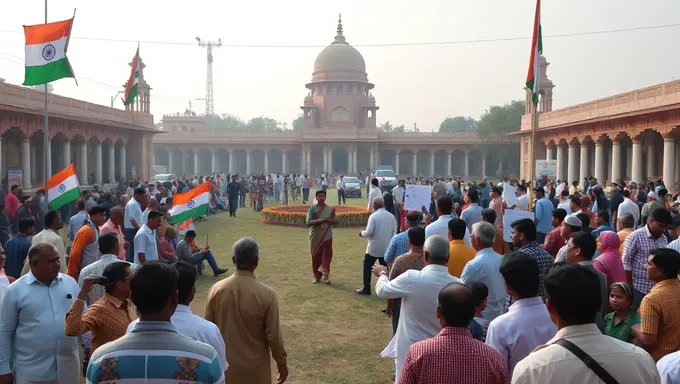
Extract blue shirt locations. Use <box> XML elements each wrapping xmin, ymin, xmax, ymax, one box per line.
<box><xmin>461</xmin><ymin>203</ymin><xmax>483</xmax><ymax>232</ymax></box>
<box><xmin>534</xmin><ymin>197</ymin><xmax>554</xmax><ymax>234</ymax></box>
<box><xmin>384</xmin><ymin>231</ymin><xmax>409</xmax><ymax>264</ymax></box>
<box><xmin>0</xmin><ymin>272</ymin><xmax>81</xmax><ymax>383</ymax></box>
<box><xmin>3</xmin><ymin>233</ymin><xmax>31</xmax><ymax>278</ymax></box>
<box><xmin>460</xmin><ymin>247</ymin><xmax>505</xmax><ymax>321</ymax></box>
<box><xmin>134</xmin><ymin>224</ymin><xmax>158</xmax><ymax>264</ymax></box>
<box><xmin>68</xmin><ymin>210</ymin><xmax>89</xmax><ymax>241</ymax></box>
<box><xmin>592</xmin><ymin>224</ymin><xmax>616</xmax><ymax>239</ymax></box>
<box><xmin>87</xmin><ymin>321</ymin><xmax>224</xmax><ymax>383</ymax></box>
<box><xmin>481</xmin><ymin>184</ymin><xmax>491</xmax><ymax>201</ymax></box>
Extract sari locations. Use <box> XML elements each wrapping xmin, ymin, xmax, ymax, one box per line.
<box><xmin>307</xmin><ymin>204</ymin><xmax>338</xmax><ymax>278</ymax></box>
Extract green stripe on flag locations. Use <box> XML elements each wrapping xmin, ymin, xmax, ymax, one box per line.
<box><xmin>49</xmin><ymin>187</ymin><xmax>80</xmax><ymax>210</ymax></box>
<box><xmin>170</xmin><ymin>204</ymin><xmax>209</xmax><ymax>224</ymax></box>
<box><xmin>123</xmin><ymin>82</ymin><xmax>138</xmax><ymax>105</ymax></box>
<box><xmin>23</xmin><ymin>57</ymin><xmax>74</xmax><ymax>86</ymax></box>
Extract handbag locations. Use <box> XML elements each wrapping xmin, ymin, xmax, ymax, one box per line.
<box><xmin>554</xmin><ymin>339</ymin><xmax>620</xmax><ymax>384</ymax></box>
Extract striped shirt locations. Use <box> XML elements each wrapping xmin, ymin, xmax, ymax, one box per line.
<box><xmin>623</xmin><ymin>225</ymin><xmax>668</xmax><ymax>294</ymax></box>
<box><xmin>87</xmin><ymin>321</ymin><xmax>224</xmax><ymax>383</ymax></box>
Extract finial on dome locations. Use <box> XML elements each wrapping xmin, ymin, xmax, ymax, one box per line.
<box><xmin>334</xmin><ymin>13</ymin><xmax>346</xmax><ymax>43</ymax></box>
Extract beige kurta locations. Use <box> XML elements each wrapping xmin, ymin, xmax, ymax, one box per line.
<box><xmin>205</xmin><ymin>270</ymin><xmax>287</xmax><ymax>384</ymax></box>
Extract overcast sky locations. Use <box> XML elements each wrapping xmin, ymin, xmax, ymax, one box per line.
<box><xmin>1</xmin><ymin>0</ymin><xmax>679</xmax><ymax>131</ymax></box>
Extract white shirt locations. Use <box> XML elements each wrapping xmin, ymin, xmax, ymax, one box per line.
<box><xmin>68</xmin><ymin>210</ymin><xmax>89</xmax><ymax>241</ymax></box>
<box><xmin>425</xmin><ymin>215</ymin><xmax>472</xmax><ymax>247</ymax></box>
<box><xmin>361</xmin><ymin>208</ymin><xmax>395</xmax><ymax>258</ymax></box>
<box><xmin>668</xmin><ymin>239</ymin><xmax>680</xmax><ymax>254</ymax></box>
<box><xmin>512</xmin><ymin>324</ymin><xmax>660</xmax><ymax>384</ymax></box>
<box><xmin>658</xmin><ymin>349</ymin><xmax>680</xmax><ymax>384</ymax></box>
<box><xmin>124</xmin><ymin>198</ymin><xmax>143</xmax><ymax>230</ymax></box>
<box><xmin>31</xmin><ymin>229</ymin><xmax>67</xmax><ymax>273</ymax></box>
<box><xmin>133</xmin><ymin>224</ymin><xmax>158</xmax><ymax>264</ymax></box>
<box><xmin>617</xmin><ymin>197</ymin><xmax>641</xmax><ymax>230</ymax></box>
<box><xmin>557</xmin><ymin>199</ymin><xmax>571</xmax><ymax>214</ymax></box>
<box><xmin>367</xmin><ymin>186</ymin><xmax>381</xmax><ymax>211</ymax></box>
<box><xmin>336</xmin><ymin>179</ymin><xmax>345</xmax><ymax>189</ymax></box>
<box><xmin>460</xmin><ymin>247</ymin><xmax>505</xmax><ymax>321</ymax></box>
<box><xmin>392</xmin><ymin>186</ymin><xmax>405</xmax><ymax>205</ymax></box>
<box><xmin>0</xmin><ymin>274</ymin><xmax>9</xmax><ymax>309</ymax></box>
<box><xmin>516</xmin><ymin>194</ymin><xmax>529</xmax><ymax>210</ymax></box>
<box><xmin>555</xmin><ymin>183</ymin><xmax>566</xmax><ymax>197</ymax></box>
<box><xmin>127</xmin><ymin>304</ymin><xmax>228</xmax><ymax>372</ymax></box>
<box><xmin>485</xmin><ymin>296</ymin><xmax>557</xmax><ymax>375</ymax></box>
<box><xmin>375</xmin><ymin>264</ymin><xmax>460</xmax><ymax>381</ymax></box>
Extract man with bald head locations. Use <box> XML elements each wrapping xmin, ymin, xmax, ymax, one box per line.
<box><xmin>357</xmin><ymin>196</ymin><xmax>395</xmax><ymax>295</ymax></box>
<box><xmin>100</xmin><ymin>206</ymin><xmax>128</xmax><ymax>260</ymax></box>
<box><xmin>399</xmin><ymin>282</ymin><xmax>509</xmax><ymax>384</ymax></box>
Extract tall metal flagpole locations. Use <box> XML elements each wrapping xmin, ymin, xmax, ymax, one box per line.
<box><xmin>528</xmin><ymin>104</ymin><xmax>538</xmax><ymax>211</ymax></box>
<box><xmin>43</xmin><ymin>0</ymin><xmax>49</xmax><ymax>212</ymax></box>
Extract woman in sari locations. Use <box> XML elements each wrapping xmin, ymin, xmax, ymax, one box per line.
<box><xmin>306</xmin><ymin>190</ymin><xmax>339</xmax><ymax>284</ymax></box>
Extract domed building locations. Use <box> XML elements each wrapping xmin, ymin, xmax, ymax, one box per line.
<box><xmin>153</xmin><ymin>17</ymin><xmax>512</xmax><ymax>179</ymax></box>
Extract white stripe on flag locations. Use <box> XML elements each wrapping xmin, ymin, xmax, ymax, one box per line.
<box><xmin>47</xmin><ymin>174</ymin><xmax>79</xmax><ymax>201</ymax></box>
<box><xmin>169</xmin><ymin>192</ymin><xmax>210</xmax><ymax>216</ymax></box>
<box><xmin>25</xmin><ymin>36</ymin><xmax>67</xmax><ymax>67</ymax></box>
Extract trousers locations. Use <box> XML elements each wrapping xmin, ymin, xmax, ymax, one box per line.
<box><xmin>337</xmin><ymin>189</ymin><xmax>346</xmax><ymax>205</ymax></box>
<box><xmin>362</xmin><ymin>254</ymin><xmax>387</xmax><ymax>293</ymax></box>
<box><xmin>184</xmin><ymin>250</ymin><xmax>220</xmax><ymax>273</ymax></box>
<box><xmin>229</xmin><ymin>198</ymin><xmax>238</xmax><ymax>216</ymax></box>
<box><xmin>303</xmin><ymin>188</ymin><xmax>310</xmax><ymax>202</ymax></box>
<box><xmin>124</xmin><ymin>228</ymin><xmax>138</xmax><ymax>263</ymax></box>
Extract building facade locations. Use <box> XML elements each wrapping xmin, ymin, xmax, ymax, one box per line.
<box><xmin>518</xmin><ymin>56</ymin><xmax>680</xmax><ymax>192</ymax></box>
<box><xmin>0</xmin><ymin>54</ymin><xmax>156</xmax><ymax>190</ymax></box>
<box><xmin>154</xmin><ymin>18</ymin><xmax>518</xmax><ymax>179</ymax></box>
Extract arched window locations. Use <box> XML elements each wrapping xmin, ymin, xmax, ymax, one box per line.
<box><xmin>329</xmin><ymin>106</ymin><xmax>350</xmax><ymax>122</ymax></box>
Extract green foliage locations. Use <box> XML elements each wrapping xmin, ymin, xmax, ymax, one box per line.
<box><xmin>475</xmin><ymin>100</ymin><xmax>525</xmax><ymax>141</ymax></box>
<box><xmin>439</xmin><ymin>116</ymin><xmax>476</xmax><ymax>133</ymax></box>
<box><xmin>292</xmin><ymin>115</ymin><xmax>303</xmax><ymax>131</ymax></box>
<box><xmin>378</xmin><ymin>121</ymin><xmax>406</xmax><ymax>133</ymax></box>
<box><xmin>211</xmin><ymin>114</ymin><xmax>284</xmax><ymax>132</ymax></box>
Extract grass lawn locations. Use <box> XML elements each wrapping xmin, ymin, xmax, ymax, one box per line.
<box><xmin>190</xmin><ymin>189</ymin><xmax>395</xmax><ymax>384</ymax></box>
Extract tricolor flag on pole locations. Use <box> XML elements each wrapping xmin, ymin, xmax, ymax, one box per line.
<box><xmin>525</xmin><ymin>0</ymin><xmax>542</xmax><ymax>105</ymax></box>
<box><xmin>123</xmin><ymin>46</ymin><xmax>140</xmax><ymax>106</ymax></box>
<box><xmin>23</xmin><ymin>17</ymin><xmax>76</xmax><ymax>86</ymax></box>
<box><xmin>169</xmin><ymin>182</ymin><xmax>211</xmax><ymax>224</ymax></box>
<box><xmin>47</xmin><ymin>163</ymin><xmax>80</xmax><ymax>209</ymax></box>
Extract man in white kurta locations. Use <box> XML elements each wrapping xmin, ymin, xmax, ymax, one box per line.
<box><xmin>374</xmin><ymin>235</ymin><xmax>459</xmax><ymax>381</ymax></box>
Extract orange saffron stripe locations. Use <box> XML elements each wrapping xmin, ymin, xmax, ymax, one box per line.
<box><xmin>24</xmin><ymin>19</ymin><xmax>72</xmax><ymax>46</ymax></box>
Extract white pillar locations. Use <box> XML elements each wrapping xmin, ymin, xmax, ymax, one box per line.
<box><xmin>94</xmin><ymin>143</ymin><xmax>102</xmax><ymax>185</ymax></box>
<box><xmin>579</xmin><ymin>143</ymin><xmax>589</xmax><ymax>184</ymax></box>
<box><xmin>546</xmin><ymin>145</ymin><xmax>554</xmax><ymax>160</ymax></box>
<box><xmin>556</xmin><ymin>145</ymin><xmax>565</xmax><ymax>181</ymax></box>
<box><xmin>246</xmin><ymin>151</ymin><xmax>251</xmax><ymax>175</ymax></box>
<box><xmin>464</xmin><ymin>152</ymin><xmax>469</xmax><ymax>178</ymax></box>
<box><xmin>611</xmin><ymin>140</ymin><xmax>621</xmax><ymax>183</ymax></box>
<box><xmin>447</xmin><ymin>152</ymin><xmax>452</xmax><ymax>176</ymax></box>
<box><xmin>282</xmin><ymin>151</ymin><xmax>287</xmax><ymax>174</ymax></box>
<box><xmin>369</xmin><ymin>148</ymin><xmax>375</xmax><ymax>171</ymax></box>
<box><xmin>21</xmin><ymin>139</ymin><xmax>31</xmax><ymax>189</ymax></box>
<box><xmin>632</xmin><ymin>139</ymin><xmax>642</xmax><ymax>184</ymax></box>
<box><xmin>675</xmin><ymin>143</ymin><xmax>680</xmax><ymax>188</ymax></box>
<box><xmin>167</xmin><ymin>150</ymin><xmax>173</xmax><ymax>174</ymax></box>
<box><xmin>79</xmin><ymin>142</ymin><xmax>88</xmax><ymax>184</ymax></box>
<box><xmin>306</xmin><ymin>149</ymin><xmax>311</xmax><ymax>174</ymax></box>
<box><xmin>193</xmin><ymin>151</ymin><xmax>199</xmax><ymax>175</ymax></box>
<box><xmin>211</xmin><ymin>150</ymin><xmax>216</xmax><ymax>174</ymax></box>
<box><xmin>412</xmin><ymin>152</ymin><xmax>417</xmax><ymax>176</ymax></box>
<box><xmin>119</xmin><ymin>145</ymin><xmax>126</xmax><ymax>181</ymax></box>
<box><xmin>107</xmin><ymin>144</ymin><xmax>115</xmax><ymax>183</ymax></box>
<box><xmin>264</xmin><ymin>151</ymin><xmax>269</xmax><ymax>174</ymax></box>
<box><xmin>328</xmin><ymin>150</ymin><xmax>333</xmax><ymax>173</ymax></box>
<box><xmin>228</xmin><ymin>151</ymin><xmax>234</xmax><ymax>174</ymax></box>
<box><xmin>430</xmin><ymin>152</ymin><xmax>435</xmax><ymax>176</ymax></box>
<box><xmin>395</xmin><ymin>152</ymin><xmax>400</xmax><ymax>175</ymax></box>
<box><xmin>30</xmin><ymin>142</ymin><xmax>36</xmax><ymax>185</ymax></box>
<box><xmin>323</xmin><ymin>150</ymin><xmax>328</xmax><ymax>172</ymax></box>
<box><xmin>594</xmin><ymin>143</ymin><xmax>605</xmax><ymax>183</ymax></box>
<box><xmin>352</xmin><ymin>151</ymin><xmax>357</xmax><ymax>175</ymax></box>
<box><xmin>481</xmin><ymin>152</ymin><xmax>486</xmax><ymax>178</ymax></box>
<box><xmin>567</xmin><ymin>144</ymin><xmax>578</xmax><ymax>184</ymax></box>
<box><xmin>626</xmin><ymin>146</ymin><xmax>633</xmax><ymax>179</ymax></box>
<box><xmin>46</xmin><ymin>140</ymin><xmax>52</xmax><ymax>177</ymax></box>
<box><xmin>646</xmin><ymin>144</ymin><xmax>656</xmax><ymax>178</ymax></box>
<box><xmin>663</xmin><ymin>137</ymin><xmax>676</xmax><ymax>193</ymax></box>
<box><xmin>498</xmin><ymin>158</ymin><xmax>504</xmax><ymax>174</ymax></box>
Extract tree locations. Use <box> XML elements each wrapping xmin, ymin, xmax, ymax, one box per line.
<box><xmin>439</xmin><ymin>116</ymin><xmax>476</xmax><ymax>133</ymax></box>
<box><xmin>475</xmin><ymin>100</ymin><xmax>525</xmax><ymax>142</ymax></box>
<box><xmin>212</xmin><ymin>114</ymin><xmax>246</xmax><ymax>132</ymax></box>
<box><xmin>292</xmin><ymin>115</ymin><xmax>303</xmax><ymax>131</ymax></box>
<box><xmin>379</xmin><ymin>121</ymin><xmax>406</xmax><ymax>133</ymax></box>
<box><xmin>246</xmin><ymin>116</ymin><xmax>281</xmax><ymax>132</ymax></box>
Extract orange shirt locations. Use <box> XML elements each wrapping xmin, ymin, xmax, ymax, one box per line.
<box><xmin>448</xmin><ymin>240</ymin><xmax>476</xmax><ymax>278</ymax></box>
<box><xmin>67</xmin><ymin>225</ymin><xmax>96</xmax><ymax>280</ymax></box>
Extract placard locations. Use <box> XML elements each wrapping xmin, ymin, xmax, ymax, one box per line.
<box><xmin>7</xmin><ymin>167</ymin><xmax>23</xmax><ymax>189</ymax></box>
<box><xmin>536</xmin><ymin>160</ymin><xmax>557</xmax><ymax>177</ymax></box>
<box><xmin>503</xmin><ymin>209</ymin><xmax>535</xmax><ymax>242</ymax></box>
<box><xmin>502</xmin><ymin>182</ymin><xmax>519</xmax><ymax>207</ymax></box>
<box><xmin>404</xmin><ymin>184</ymin><xmax>432</xmax><ymax>212</ymax></box>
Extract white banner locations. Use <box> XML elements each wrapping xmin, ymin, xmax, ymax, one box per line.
<box><xmin>536</xmin><ymin>160</ymin><xmax>557</xmax><ymax>177</ymax></box>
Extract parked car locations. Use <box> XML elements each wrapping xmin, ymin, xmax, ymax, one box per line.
<box><xmin>343</xmin><ymin>177</ymin><xmax>362</xmax><ymax>197</ymax></box>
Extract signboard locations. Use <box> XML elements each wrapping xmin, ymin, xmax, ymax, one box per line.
<box><xmin>536</xmin><ymin>160</ymin><xmax>557</xmax><ymax>177</ymax></box>
<box><xmin>130</xmin><ymin>165</ymin><xmax>137</xmax><ymax>181</ymax></box>
<box><xmin>503</xmin><ymin>209</ymin><xmax>535</xmax><ymax>242</ymax></box>
<box><xmin>404</xmin><ymin>185</ymin><xmax>432</xmax><ymax>212</ymax></box>
<box><xmin>7</xmin><ymin>167</ymin><xmax>23</xmax><ymax>189</ymax></box>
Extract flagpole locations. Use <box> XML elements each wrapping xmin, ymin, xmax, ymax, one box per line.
<box><xmin>43</xmin><ymin>0</ymin><xmax>50</xmax><ymax>212</ymax></box>
<box><xmin>528</xmin><ymin>104</ymin><xmax>538</xmax><ymax>211</ymax></box>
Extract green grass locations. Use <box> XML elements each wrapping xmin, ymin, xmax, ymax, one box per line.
<box><xmin>190</xmin><ymin>189</ymin><xmax>395</xmax><ymax>384</ymax></box>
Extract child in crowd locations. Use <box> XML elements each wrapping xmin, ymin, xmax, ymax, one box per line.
<box><xmin>468</xmin><ymin>281</ymin><xmax>489</xmax><ymax>342</ymax></box>
<box><xmin>604</xmin><ymin>282</ymin><xmax>640</xmax><ymax>343</ymax></box>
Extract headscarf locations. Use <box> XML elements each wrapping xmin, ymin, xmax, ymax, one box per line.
<box><xmin>598</xmin><ymin>231</ymin><xmax>621</xmax><ymax>257</ymax></box>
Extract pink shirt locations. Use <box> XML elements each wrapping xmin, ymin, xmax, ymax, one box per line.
<box><xmin>99</xmin><ymin>219</ymin><xmax>126</xmax><ymax>260</ymax></box>
<box><xmin>4</xmin><ymin>193</ymin><xmax>18</xmax><ymax>219</ymax></box>
<box><xmin>158</xmin><ymin>236</ymin><xmax>176</xmax><ymax>261</ymax></box>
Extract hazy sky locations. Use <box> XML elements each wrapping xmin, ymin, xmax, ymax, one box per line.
<box><xmin>1</xmin><ymin>0</ymin><xmax>679</xmax><ymax>131</ymax></box>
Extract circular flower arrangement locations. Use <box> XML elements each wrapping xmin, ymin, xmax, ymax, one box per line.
<box><xmin>261</xmin><ymin>205</ymin><xmax>370</xmax><ymax>227</ymax></box>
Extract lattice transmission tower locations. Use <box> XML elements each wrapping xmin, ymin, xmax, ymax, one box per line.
<box><xmin>195</xmin><ymin>37</ymin><xmax>222</xmax><ymax>117</ymax></box>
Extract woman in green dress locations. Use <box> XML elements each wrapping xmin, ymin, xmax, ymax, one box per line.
<box><xmin>306</xmin><ymin>190</ymin><xmax>339</xmax><ymax>284</ymax></box>
<box><xmin>604</xmin><ymin>282</ymin><xmax>640</xmax><ymax>343</ymax></box>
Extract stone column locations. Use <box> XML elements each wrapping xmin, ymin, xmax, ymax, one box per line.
<box><xmin>211</xmin><ymin>150</ymin><xmax>217</xmax><ymax>174</ymax></box>
<box><xmin>119</xmin><ymin>145</ymin><xmax>126</xmax><ymax>181</ymax></box>
<box><xmin>22</xmin><ymin>139</ymin><xmax>32</xmax><ymax>189</ymax></box>
<box><xmin>395</xmin><ymin>152</ymin><xmax>400</xmax><ymax>175</ymax></box>
<box><xmin>676</xmin><ymin>143</ymin><xmax>680</xmax><ymax>188</ymax></box>
<box><xmin>579</xmin><ymin>142</ymin><xmax>589</xmax><ymax>185</ymax></box>
<box><xmin>30</xmin><ymin>142</ymin><xmax>36</xmax><ymax>185</ymax></box>
<box><xmin>546</xmin><ymin>145</ymin><xmax>554</xmax><ymax>160</ymax></box>
<box><xmin>567</xmin><ymin>143</ymin><xmax>578</xmax><ymax>184</ymax></box>
<box><xmin>498</xmin><ymin>158</ymin><xmax>503</xmax><ymax>175</ymax></box>
<box><xmin>282</xmin><ymin>151</ymin><xmax>287</xmax><ymax>174</ymax></box>
<box><xmin>352</xmin><ymin>150</ymin><xmax>358</xmax><ymax>175</ymax></box>
<box><xmin>167</xmin><ymin>150</ymin><xmax>173</xmax><ymax>174</ymax></box>
<box><xmin>631</xmin><ymin>139</ymin><xmax>642</xmax><ymax>184</ymax></box>
<box><xmin>94</xmin><ymin>143</ymin><xmax>102</xmax><ymax>184</ymax></box>
<box><xmin>79</xmin><ymin>142</ymin><xmax>88</xmax><ymax>184</ymax></box>
<box><xmin>246</xmin><ymin>151</ymin><xmax>251</xmax><ymax>175</ymax></box>
<box><xmin>193</xmin><ymin>151</ymin><xmax>199</xmax><ymax>175</ymax></box>
<box><xmin>369</xmin><ymin>148</ymin><xmax>374</xmax><ymax>171</ymax></box>
<box><xmin>306</xmin><ymin>149</ymin><xmax>311</xmax><ymax>175</ymax></box>
<box><xmin>646</xmin><ymin>143</ymin><xmax>656</xmax><ymax>178</ymax></box>
<box><xmin>429</xmin><ymin>152</ymin><xmax>435</xmax><ymax>176</ymax></box>
<box><xmin>323</xmin><ymin>150</ymin><xmax>328</xmax><ymax>172</ymax></box>
<box><xmin>105</xmin><ymin>144</ymin><xmax>114</xmax><ymax>182</ymax></box>
<box><xmin>464</xmin><ymin>152</ymin><xmax>469</xmax><ymax>178</ymax></box>
<box><xmin>228</xmin><ymin>151</ymin><xmax>234</xmax><ymax>174</ymax></box>
<box><xmin>412</xmin><ymin>152</ymin><xmax>417</xmax><ymax>176</ymax></box>
<box><xmin>663</xmin><ymin>136</ymin><xmax>676</xmax><ymax>193</ymax></box>
<box><xmin>556</xmin><ymin>144</ymin><xmax>565</xmax><ymax>181</ymax></box>
<box><xmin>626</xmin><ymin>146</ymin><xmax>633</xmax><ymax>179</ymax></box>
<box><xmin>446</xmin><ymin>152</ymin><xmax>452</xmax><ymax>176</ymax></box>
<box><xmin>264</xmin><ymin>151</ymin><xmax>269</xmax><ymax>174</ymax></box>
<box><xmin>481</xmin><ymin>152</ymin><xmax>486</xmax><ymax>178</ymax></box>
<box><xmin>45</xmin><ymin>140</ymin><xmax>52</xmax><ymax>177</ymax></box>
<box><xmin>594</xmin><ymin>142</ymin><xmax>605</xmax><ymax>183</ymax></box>
<box><xmin>610</xmin><ymin>140</ymin><xmax>621</xmax><ymax>183</ymax></box>
<box><xmin>328</xmin><ymin>150</ymin><xmax>333</xmax><ymax>173</ymax></box>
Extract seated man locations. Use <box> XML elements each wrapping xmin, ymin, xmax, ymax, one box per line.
<box><xmin>175</xmin><ymin>230</ymin><xmax>228</xmax><ymax>277</ymax></box>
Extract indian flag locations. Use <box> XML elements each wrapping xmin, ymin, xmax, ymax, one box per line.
<box><xmin>169</xmin><ymin>182</ymin><xmax>210</xmax><ymax>224</ymax></box>
<box><xmin>123</xmin><ymin>46</ymin><xmax>140</xmax><ymax>106</ymax></box>
<box><xmin>525</xmin><ymin>0</ymin><xmax>542</xmax><ymax>105</ymax></box>
<box><xmin>23</xmin><ymin>18</ymin><xmax>75</xmax><ymax>86</ymax></box>
<box><xmin>47</xmin><ymin>163</ymin><xmax>80</xmax><ymax>210</ymax></box>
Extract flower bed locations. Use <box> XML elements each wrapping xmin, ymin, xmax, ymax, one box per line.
<box><xmin>261</xmin><ymin>205</ymin><xmax>370</xmax><ymax>227</ymax></box>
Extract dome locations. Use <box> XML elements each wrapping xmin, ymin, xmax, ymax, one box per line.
<box><xmin>313</xmin><ymin>16</ymin><xmax>366</xmax><ymax>75</ymax></box>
